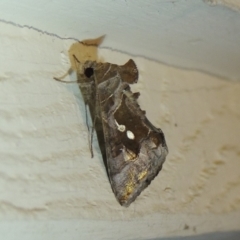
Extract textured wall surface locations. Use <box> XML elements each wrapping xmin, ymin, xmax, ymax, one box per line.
<box><xmin>1</xmin><ymin>0</ymin><xmax>240</xmax><ymax>81</ymax></box>
<box><xmin>0</xmin><ymin>20</ymin><xmax>240</xmax><ymax>239</ymax></box>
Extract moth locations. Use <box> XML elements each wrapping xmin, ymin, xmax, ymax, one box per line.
<box><xmin>55</xmin><ymin>58</ymin><xmax>168</xmax><ymax>207</ymax></box>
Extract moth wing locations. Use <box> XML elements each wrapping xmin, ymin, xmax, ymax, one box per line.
<box><xmin>95</xmin><ymin>60</ymin><xmax>168</xmax><ymax>207</ymax></box>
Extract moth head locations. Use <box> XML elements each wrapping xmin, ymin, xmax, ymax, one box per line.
<box><xmin>82</xmin><ymin>61</ymin><xmax>94</xmax><ymax>75</ymax></box>
<box><xmin>84</xmin><ymin>67</ymin><xmax>94</xmax><ymax>78</ymax></box>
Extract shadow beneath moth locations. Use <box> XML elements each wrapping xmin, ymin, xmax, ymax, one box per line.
<box><xmin>55</xmin><ymin>58</ymin><xmax>168</xmax><ymax>207</ymax></box>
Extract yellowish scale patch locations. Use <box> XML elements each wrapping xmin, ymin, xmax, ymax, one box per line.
<box><xmin>123</xmin><ymin>148</ymin><xmax>136</xmax><ymax>161</ymax></box>
<box><xmin>138</xmin><ymin>170</ymin><xmax>148</xmax><ymax>181</ymax></box>
<box><xmin>121</xmin><ymin>173</ymin><xmax>135</xmax><ymax>202</ymax></box>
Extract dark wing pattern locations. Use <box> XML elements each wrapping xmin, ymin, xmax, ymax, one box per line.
<box><xmin>80</xmin><ymin>59</ymin><xmax>168</xmax><ymax>207</ymax></box>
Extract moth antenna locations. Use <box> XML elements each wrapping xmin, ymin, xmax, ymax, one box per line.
<box><xmin>89</xmin><ymin>87</ymin><xmax>99</xmax><ymax>158</ymax></box>
<box><xmin>89</xmin><ymin>114</ymin><xmax>97</xmax><ymax>158</ymax></box>
<box><xmin>85</xmin><ymin>104</ymin><xmax>90</xmax><ymax>133</ymax></box>
<box><xmin>85</xmin><ymin>104</ymin><xmax>94</xmax><ymax>158</ymax></box>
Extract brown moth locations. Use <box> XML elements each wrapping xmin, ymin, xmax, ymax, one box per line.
<box><xmin>55</xmin><ymin>58</ymin><xmax>168</xmax><ymax>207</ymax></box>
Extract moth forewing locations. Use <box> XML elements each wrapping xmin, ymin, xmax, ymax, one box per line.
<box><xmin>54</xmin><ymin>57</ymin><xmax>168</xmax><ymax>207</ymax></box>
<box><xmin>86</xmin><ymin>59</ymin><xmax>168</xmax><ymax>207</ymax></box>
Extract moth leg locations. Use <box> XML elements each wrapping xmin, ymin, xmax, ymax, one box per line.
<box><xmin>84</xmin><ymin>103</ymin><xmax>95</xmax><ymax>158</ymax></box>
<box><xmin>53</xmin><ymin>68</ymin><xmax>76</xmax><ymax>83</ymax></box>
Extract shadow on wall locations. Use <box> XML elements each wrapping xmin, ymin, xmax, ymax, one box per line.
<box><xmin>150</xmin><ymin>231</ymin><xmax>240</xmax><ymax>240</ymax></box>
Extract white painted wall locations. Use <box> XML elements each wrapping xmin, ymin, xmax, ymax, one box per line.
<box><xmin>0</xmin><ymin>1</ymin><xmax>240</xmax><ymax>239</ymax></box>
<box><xmin>1</xmin><ymin>0</ymin><xmax>240</xmax><ymax>80</ymax></box>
